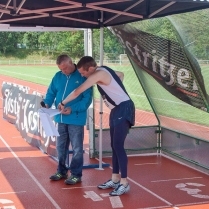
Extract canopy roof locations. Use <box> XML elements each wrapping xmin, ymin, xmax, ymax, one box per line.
<box><xmin>0</xmin><ymin>0</ymin><xmax>209</xmax><ymax>29</ymax></box>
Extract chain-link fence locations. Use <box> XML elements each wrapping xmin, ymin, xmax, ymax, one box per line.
<box><xmin>92</xmin><ymin>10</ymin><xmax>209</xmax><ymax>173</ymax></box>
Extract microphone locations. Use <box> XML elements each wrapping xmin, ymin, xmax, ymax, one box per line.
<box><xmin>40</xmin><ymin>101</ymin><xmax>46</xmax><ymax>108</ymax></box>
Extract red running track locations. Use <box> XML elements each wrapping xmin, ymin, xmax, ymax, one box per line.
<box><xmin>1</xmin><ymin>75</ymin><xmax>209</xmax><ymax>209</ymax></box>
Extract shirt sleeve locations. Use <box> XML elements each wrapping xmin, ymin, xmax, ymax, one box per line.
<box><xmin>44</xmin><ymin>76</ymin><xmax>57</xmax><ymax>108</ymax></box>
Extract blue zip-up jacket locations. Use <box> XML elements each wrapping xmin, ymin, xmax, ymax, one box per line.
<box><xmin>44</xmin><ymin>67</ymin><xmax>92</xmax><ymax>126</ymax></box>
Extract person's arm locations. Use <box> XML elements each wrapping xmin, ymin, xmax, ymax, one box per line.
<box><xmin>115</xmin><ymin>71</ymin><xmax>124</xmax><ymax>81</ymax></box>
<box><xmin>59</xmin><ymin>70</ymin><xmax>105</xmax><ymax>111</ymax></box>
<box><xmin>44</xmin><ymin>76</ymin><xmax>57</xmax><ymax>108</ymax></box>
<box><xmin>69</xmin><ymin>86</ymin><xmax>93</xmax><ymax>113</ymax></box>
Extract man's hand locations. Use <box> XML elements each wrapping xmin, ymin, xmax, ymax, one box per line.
<box><xmin>58</xmin><ymin>103</ymin><xmax>70</xmax><ymax>115</ymax></box>
<box><xmin>61</xmin><ymin>107</ymin><xmax>71</xmax><ymax>115</ymax></box>
<box><xmin>58</xmin><ymin>103</ymin><xmax>65</xmax><ymax>111</ymax></box>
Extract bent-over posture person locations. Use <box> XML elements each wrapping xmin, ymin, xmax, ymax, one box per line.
<box><xmin>59</xmin><ymin>56</ymin><xmax>135</xmax><ymax>196</ymax></box>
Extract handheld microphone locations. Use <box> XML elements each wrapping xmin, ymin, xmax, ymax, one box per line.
<box><xmin>40</xmin><ymin>101</ymin><xmax>46</xmax><ymax>108</ymax></box>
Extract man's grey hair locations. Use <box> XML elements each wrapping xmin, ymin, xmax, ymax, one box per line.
<box><xmin>56</xmin><ymin>54</ymin><xmax>72</xmax><ymax>65</ymax></box>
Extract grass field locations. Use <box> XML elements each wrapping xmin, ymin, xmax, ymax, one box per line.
<box><xmin>1</xmin><ymin>64</ymin><xmax>209</xmax><ymax>126</ymax></box>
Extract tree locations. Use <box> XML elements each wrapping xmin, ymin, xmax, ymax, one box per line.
<box><xmin>92</xmin><ymin>28</ymin><xmax>124</xmax><ymax>60</ymax></box>
<box><xmin>38</xmin><ymin>32</ymin><xmax>60</xmax><ymax>55</ymax></box>
<box><xmin>23</xmin><ymin>32</ymin><xmax>40</xmax><ymax>49</ymax></box>
<box><xmin>55</xmin><ymin>31</ymin><xmax>84</xmax><ymax>59</ymax></box>
<box><xmin>169</xmin><ymin>10</ymin><xmax>209</xmax><ymax>59</ymax></box>
<box><xmin>0</xmin><ymin>32</ymin><xmax>24</xmax><ymax>55</ymax></box>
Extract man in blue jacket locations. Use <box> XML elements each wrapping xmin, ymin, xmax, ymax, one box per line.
<box><xmin>44</xmin><ymin>54</ymin><xmax>92</xmax><ymax>185</ymax></box>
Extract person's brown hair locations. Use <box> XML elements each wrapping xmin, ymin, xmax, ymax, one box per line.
<box><xmin>77</xmin><ymin>56</ymin><xmax>97</xmax><ymax>71</ymax></box>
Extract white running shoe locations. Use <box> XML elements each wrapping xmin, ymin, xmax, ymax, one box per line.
<box><xmin>97</xmin><ymin>179</ymin><xmax>120</xmax><ymax>189</ymax></box>
<box><xmin>109</xmin><ymin>184</ymin><xmax>130</xmax><ymax>196</ymax></box>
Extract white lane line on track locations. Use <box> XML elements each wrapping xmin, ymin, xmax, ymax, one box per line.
<box><xmin>127</xmin><ymin>177</ymin><xmax>173</xmax><ymax>206</ymax></box>
<box><xmin>100</xmin><ymin>193</ymin><xmax>110</xmax><ymax>197</ymax></box>
<box><xmin>175</xmin><ymin>201</ymin><xmax>209</xmax><ymax>207</ymax></box>
<box><xmin>0</xmin><ymin>191</ymin><xmax>26</xmax><ymax>195</ymax></box>
<box><xmin>84</xmin><ymin>191</ymin><xmax>103</xmax><ymax>201</ymax></box>
<box><xmin>151</xmin><ymin>177</ymin><xmax>203</xmax><ymax>183</ymax></box>
<box><xmin>135</xmin><ymin>163</ymin><xmax>159</xmax><ymax>165</ymax></box>
<box><xmin>137</xmin><ymin>206</ymin><xmax>174</xmax><ymax>209</ymax></box>
<box><xmin>62</xmin><ymin>186</ymin><xmax>97</xmax><ymax>189</ymax></box>
<box><xmin>11</xmin><ymin>136</ymin><xmax>23</xmax><ymax>138</ymax></box>
<box><xmin>0</xmin><ymin>70</ymin><xmax>51</xmax><ymax>81</ymax></box>
<box><xmin>0</xmin><ymin>135</ymin><xmax>61</xmax><ymax>209</ymax></box>
<box><xmin>109</xmin><ymin>196</ymin><xmax>124</xmax><ymax>208</ymax></box>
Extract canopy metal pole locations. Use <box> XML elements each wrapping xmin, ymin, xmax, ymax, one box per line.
<box><xmin>97</xmin><ymin>11</ymin><xmax>104</xmax><ymax>170</ymax></box>
<box><xmin>85</xmin><ymin>26</ymin><xmax>109</xmax><ymax>169</ymax></box>
<box><xmin>84</xmin><ymin>29</ymin><xmax>88</xmax><ymax>56</ymax></box>
<box><xmin>86</xmin><ymin>29</ymin><xmax>95</xmax><ymax>158</ymax></box>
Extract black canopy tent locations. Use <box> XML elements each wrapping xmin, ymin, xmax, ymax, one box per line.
<box><xmin>1</xmin><ymin>0</ymin><xmax>209</xmax><ymax>169</ymax></box>
<box><xmin>0</xmin><ymin>0</ymin><xmax>209</xmax><ymax>28</ymax></box>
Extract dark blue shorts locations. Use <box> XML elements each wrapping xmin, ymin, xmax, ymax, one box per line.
<box><xmin>109</xmin><ymin>100</ymin><xmax>135</xmax><ymax>128</ymax></box>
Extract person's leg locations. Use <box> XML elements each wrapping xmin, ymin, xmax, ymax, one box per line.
<box><xmin>110</xmin><ymin>125</ymin><xmax>121</xmax><ymax>183</ymax></box>
<box><xmin>50</xmin><ymin>123</ymin><xmax>69</xmax><ymax>180</ymax></box>
<box><xmin>98</xmin><ymin>120</ymin><xmax>130</xmax><ymax>191</ymax></box>
<box><xmin>56</xmin><ymin>123</ymin><xmax>70</xmax><ymax>175</ymax></box>
<box><xmin>97</xmin><ymin>125</ymin><xmax>120</xmax><ymax>189</ymax></box>
<box><xmin>66</xmin><ymin>124</ymin><xmax>84</xmax><ymax>179</ymax></box>
<box><xmin>108</xmin><ymin>119</ymin><xmax>130</xmax><ymax>196</ymax></box>
<box><xmin>111</xmin><ymin>119</ymin><xmax>130</xmax><ymax>185</ymax></box>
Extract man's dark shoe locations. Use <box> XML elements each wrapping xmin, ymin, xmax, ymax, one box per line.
<box><xmin>65</xmin><ymin>175</ymin><xmax>81</xmax><ymax>185</ymax></box>
<box><xmin>49</xmin><ymin>172</ymin><xmax>68</xmax><ymax>181</ymax></box>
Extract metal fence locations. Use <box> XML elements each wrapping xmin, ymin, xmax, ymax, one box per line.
<box><xmin>0</xmin><ymin>59</ymin><xmax>55</xmax><ymax>65</ymax></box>
<box><xmin>0</xmin><ymin>59</ymin><xmax>133</xmax><ymax>65</ymax></box>
<box><xmin>198</xmin><ymin>60</ymin><xmax>209</xmax><ymax>64</ymax></box>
